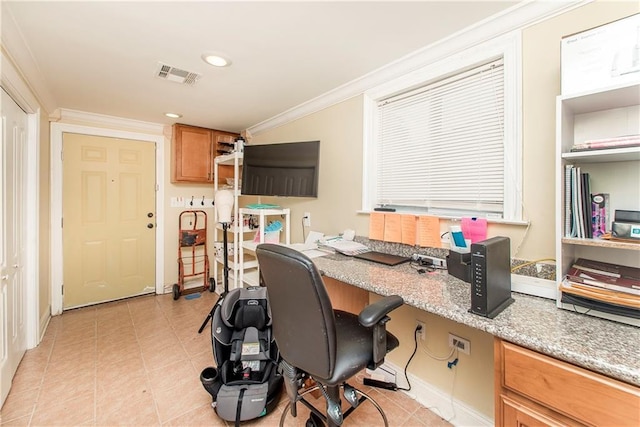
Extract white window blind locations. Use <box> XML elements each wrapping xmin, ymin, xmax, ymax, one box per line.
<box><xmin>375</xmin><ymin>58</ymin><xmax>505</xmax><ymax>217</ymax></box>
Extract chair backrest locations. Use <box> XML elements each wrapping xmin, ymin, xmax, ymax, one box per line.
<box><xmin>255</xmin><ymin>243</ymin><xmax>336</xmax><ymax>380</ymax></box>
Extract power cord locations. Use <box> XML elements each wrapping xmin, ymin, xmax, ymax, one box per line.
<box><xmin>301</xmin><ymin>216</ymin><xmax>307</xmax><ymax>242</ymax></box>
<box><xmin>397</xmin><ymin>325</ymin><xmax>420</xmax><ymax>392</ymax></box>
<box><xmin>388</xmin><ymin>324</ymin><xmax>461</xmax><ymax>423</ymax></box>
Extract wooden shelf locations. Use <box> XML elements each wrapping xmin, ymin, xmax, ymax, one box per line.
<box><xmin>561</xmin><ymin>237</ymin><xmax>640</xmax><ymax>251</ymax></box>
<box><xmin>559</xmin><ymin>81</ymin><xmax>640</xmax><ymax>114</ymax></box>
<box><xmin>562</xmin><ymin>146</ymin><xmax>640</xmax><ymax>163</ymax></box>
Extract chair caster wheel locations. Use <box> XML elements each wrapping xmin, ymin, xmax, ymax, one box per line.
<box><xmin>305</xmin><ymin>412</ymin><xmax>325</xmax><ymax>427</ymax></box>
<box><xmin>172</xmin><ymin>284</ymin><xmax>180</xmax><ymax>300</ymax></box>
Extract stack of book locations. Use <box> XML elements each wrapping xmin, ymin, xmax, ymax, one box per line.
<box><xmin>564</xmin><ymin>165</ymin><xmax>609</xmax><ymax>239</ymax></box>
<box><xmin>560</xmin><ymin>258</ymin><xmax>640</xmax><ymax>310</ymax></box>
<box><xmin>570</xmin><ymin>134</ymin><xmax>640</xmax><ymax>152</ymax></box>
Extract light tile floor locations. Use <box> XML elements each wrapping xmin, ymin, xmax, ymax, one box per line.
<box><xmin>1</xmin><ymin>291</ymin><xmax>452</xmax><ymax>426</ymax></box>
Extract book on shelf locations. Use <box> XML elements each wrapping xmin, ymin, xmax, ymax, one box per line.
<box><xmin>565</xmin><ymin>271</ymin><xmax>640</xmax><ymax>296</ymax></box>
<box><xmin>560</xmin><ymin>279</ymin><xmax>640</xmax><ymax>309</ymax></box>
<box><xmin>570</xmin><ymin>134</ymin><xmax>640</xmax><ymax>152</ymax></box>
<box><xmin>580</xmin><ymin>172</ymin><xmax>592</xmax><ymax>239</ymax></box>
<box><xmin>567</xmin><ymin>258</ymin><xmax>640</xmax><ymax>296</ymax></box>
<box><xmin>564</xmin><ymin>166</ymin><xmax>603</xmax><ymax>239</ymax></box>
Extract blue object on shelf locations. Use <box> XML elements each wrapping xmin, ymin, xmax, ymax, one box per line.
<box><xmin>246</xmin><ymin>203</ymin><xmax>280</xmax><ymax>209</ymax></box>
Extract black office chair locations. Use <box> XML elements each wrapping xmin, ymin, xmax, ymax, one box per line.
<box><xmin>255</xmin><ymin>243</ymin><xmax>404</xmax><ymax>427</ymax></box>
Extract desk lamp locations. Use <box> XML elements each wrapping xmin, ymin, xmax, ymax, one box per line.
<box><xmin>198</xmin><ymin>189</ymin><xmax>234</xmax><ymax>333</ymax></box>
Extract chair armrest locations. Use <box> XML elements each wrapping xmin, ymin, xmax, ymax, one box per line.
<box><xmin>358</xmin><ymin>295</ymin><xmax>403</xmax><ymax>327</ymax></box>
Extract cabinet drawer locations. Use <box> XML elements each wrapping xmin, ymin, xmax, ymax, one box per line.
<box><xmin>499</xmin><ymin>341</ymin><xmax>640</xmax><ymax>426</ymax></box>
<box><xmin>500</xmin><ymin>395</ymin><xmax>570</xmax><ymax>427</ymax></box>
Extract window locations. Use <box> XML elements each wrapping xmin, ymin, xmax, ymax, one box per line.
<box><xmin>363</xmin><ymin>33</ymin><xmax>522</xmax><ymax>222</ymax></box>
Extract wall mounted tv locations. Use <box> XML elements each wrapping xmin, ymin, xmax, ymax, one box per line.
<box><xmin>241</xmin><ymin>140</ymin><xmax>320</xmax><ymax>198</ymax></box>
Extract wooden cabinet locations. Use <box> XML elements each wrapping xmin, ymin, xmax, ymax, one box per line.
<box><xmin>171</xmin><ymin>123</ymin><xmax>238</xmax><ymax>183</ymax></box>
<box><xmin>323</xmin><ymin>277</ymin><xmax>369</xmax><ymax>314</ymax></box>
<box><xmin>494</xmin><ymin>338</ymin><xmax>640</xmax><ymax>427</ymax></box>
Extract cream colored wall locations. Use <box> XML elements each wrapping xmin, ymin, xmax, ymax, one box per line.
<box><xmin>251</xmin><ymin>2</ymin><xmax>639</xmax><ymax>263</ymax></box>
<box><xmin>508</xmin><ymin>0</ymin><xmax>640</xmax><ymax>260</ymax></box>
<box><xmin>376</xmin><ymin>294</ymin><xmax>495</xmax><ymax>418</ymax></box>
<box><xmin>162</xmin><ymin>125</ymin><xmax>217</xmax><ymax>291</ymax></box>
<box><xmin>247</xmin><ymin>2</ymin><xmax>638</xmax><ymax>419</ymax></box>
<box><xmin>249</xmin><ymin>96</ymin><xmax>369</xmax><ymax>242</ymax></box>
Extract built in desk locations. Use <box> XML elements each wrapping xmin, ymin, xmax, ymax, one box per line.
<box><xmin>312</xmin><ymin>253</ymin><xmax>640</xmax><ymax>426</ymax></box>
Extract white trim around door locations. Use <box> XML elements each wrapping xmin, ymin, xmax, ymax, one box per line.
<box><xmin>1</xmin><ymin>51</ymin><xmax>41</xmax><ymax>349</ymax></box>
<box><xmin>50</xmin><ymin>121</ymin><xmax>165</xmax><ymax>315</ymax></box>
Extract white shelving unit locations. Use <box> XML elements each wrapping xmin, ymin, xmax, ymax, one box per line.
<box><xmin>239</xmin><ymin>208</ymin><xmax>291</xmax><ymax>287</ymax></box>
<box><xmin>555</xmin><ymin>81</ymin><xmax>640</xmax><ymax>325</ymax></box>
<box><xmin>213</xmin><ymin>151</ymin><xmax>249</xmax><ymax>291</ymax></box>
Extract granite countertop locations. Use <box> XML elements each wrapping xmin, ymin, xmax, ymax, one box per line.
<box><xmin>312</xmin><ymin>254</ymin><xmax>640</xmax><ymax>386</ymax></box>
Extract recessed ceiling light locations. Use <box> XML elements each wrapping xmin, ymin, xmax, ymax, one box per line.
<box><xmin>202</xmin><ymin>53</ymin><xmax>231</xmax><ymax>67</ymax></box>
<box><xmin>164</xmin><ymin>112</ymin><xmax>182</xmax><ymax>119</ymax></box>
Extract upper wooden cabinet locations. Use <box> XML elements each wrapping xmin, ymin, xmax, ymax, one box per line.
<box><xmin>171</xmin><ymin>123</ymin><xmax>238</xmax><ymax>184</ymax></box>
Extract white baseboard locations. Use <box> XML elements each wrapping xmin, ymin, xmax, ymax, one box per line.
<box><xmin>383</xmin><ymin>361</ymin><xmax>493</xmax><ymax>427</ymax></box>
<box><xmin>38</xmin><ymin>310</ymin><xmax>51</xmax><ymax>346</ymax></box>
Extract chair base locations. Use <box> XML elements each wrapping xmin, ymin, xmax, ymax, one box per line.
<box><xmin>278</xmin><ymin>384</ymin><xmax>389</xmax><ymax>427</ymax></box>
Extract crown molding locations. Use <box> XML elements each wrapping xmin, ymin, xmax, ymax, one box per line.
<box><xmin>1</xmin><ymin>50</ymin><xmax>39</xmax><ymax>113</ymax></box>
<box><xmin>52</xmin><ymin>108</ymin><xmax>165</xmax><ymax>135</ymax></box>
<box><xmin>247</xmin><ymin>0</ymin><xmax>588</xmax><ymax>136</ymax></box>
<box><xmin>1</xmin><ymin>6</ymin><xmax>57</xmax><ymax>113</ymax></box>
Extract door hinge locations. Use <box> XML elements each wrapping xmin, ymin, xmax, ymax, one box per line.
<box><xmin>61</xmin><ymin>284</ymin><xmax>64</xmax><ymax>295</ymax></box>
<box><xmin>61</xmin><ymin>217</ymin><xmax>63</xmax><ymax>228</ymax></box>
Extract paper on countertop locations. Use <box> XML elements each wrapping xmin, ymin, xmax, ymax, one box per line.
<box><xmin>319</xmin><ymin>238</ymin><xmax>370</xmax><ymax>256</ymax></box>
<box><xmin>305</xmin><ymin>231</ymin><xmax>324</xmax><ymax>246</ymax></box>
<box><xmin>287</xmin><ymin>231</ymin><xmax>329</xmax><ymax>258</ymax></box>
<box><xmin>300</xmin><ymin>249</ymin><xmax>329</xmax><ymax>259</ymax></box>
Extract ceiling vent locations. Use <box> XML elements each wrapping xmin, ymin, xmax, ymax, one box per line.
<box><xmin>155</xmin><ymin>62</ymin><xmax>201</xmax><ymax>86</ymax></box>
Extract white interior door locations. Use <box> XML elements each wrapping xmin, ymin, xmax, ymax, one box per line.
<box><xmin>1</xmin><ymin>88</ymin><xmax>28</xmax><ymax>407</ymax></box>
<box><xmin>62</xmin><ymin>133</ymin><xmax>156</xmax><ymax>309</ymax></box>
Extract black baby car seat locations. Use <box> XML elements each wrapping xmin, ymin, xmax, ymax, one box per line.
<box><xmin>200</xmin><ymin>286</ymin><xmax>283</xmax><ymax>425</ymax></box>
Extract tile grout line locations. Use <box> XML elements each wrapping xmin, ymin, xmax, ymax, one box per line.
<box><xmin>26</xmin><ymin>321</ymin><xmax>56</xmax><ymax>426</ymax></box>
<box><xmin>93</xmin><ymin>313</ymin><xmax>98</xmax><ymax>426</ymax></box>
<box><xmin>127</xmin><ymin>298</ymin><xmax>163</xmax><ymax>427</ymax></box>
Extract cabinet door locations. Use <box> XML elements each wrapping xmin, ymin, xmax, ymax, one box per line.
<box><xmin>500</xmin><ymin>396</ymin><xmax>569</xmax><ymax>427</ymax></box>
<box><xmin>172</xmin><ymin>124</ymin><xmax>213</xmax><ymax>183</ymax></box>
<box><xmin>324</xmin><ymin>277</ymin><xmax>369</xmax><ymax>314</ymax></box>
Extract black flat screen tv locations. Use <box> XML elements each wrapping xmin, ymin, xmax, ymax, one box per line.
<box><xmin>241</xmin><ymin>140</ymin><xmax>320</xmax><ymax>198</ymax></box>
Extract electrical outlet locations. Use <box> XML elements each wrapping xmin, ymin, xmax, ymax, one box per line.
<box><xmin>416</xmin><ymin>320</ymin><xmax>426</xmax><ymax>340</ymax></box>
<box><xmin>303</xmin><ymin>212</ymin><xmax>311</xmax><ymax>227</ymax></box>
<box><xmin>448</xmin><ymin>333</ymin><xmax>470</xmax><ymax>355</ymax></box>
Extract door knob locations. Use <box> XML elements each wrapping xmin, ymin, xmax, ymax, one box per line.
<box><xmin>147</xmin><ymin>212</ymin><xmax>154</xmax><ymax>218</ymax></box>
<box><xmin>147</xmin><ymin>223</ymin><xmax>154</xmax><ymax>229</ymax></box>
